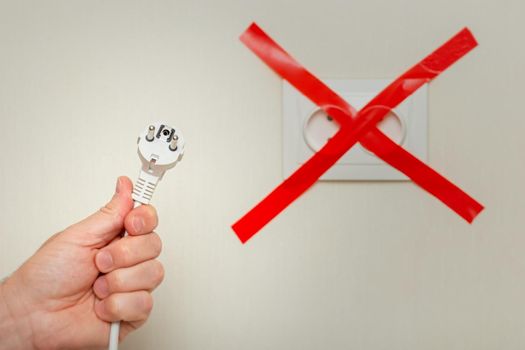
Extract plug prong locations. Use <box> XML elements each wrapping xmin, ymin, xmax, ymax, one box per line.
<box><xmin>169</xmin><ymin>135</ymin><xmax>179</xmax><ymax>151</ymax></box>
<box><xmin>146</xmin><ymin>125</ymin><xmax>155</xmax><ymax>142</ymax></box>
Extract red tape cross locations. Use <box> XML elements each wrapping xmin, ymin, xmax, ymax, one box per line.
<box><xmin>233</xmin><ymin>23</ymin><xmax>484</xmax><ymax>243</ymax></box>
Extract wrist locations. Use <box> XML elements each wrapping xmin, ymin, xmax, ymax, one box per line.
<box><xmin>0</xmin><ymin>276</ymin><xmax>35</xmax><ymax>349</ymax></box>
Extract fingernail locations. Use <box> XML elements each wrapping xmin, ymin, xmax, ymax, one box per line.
<box><xmin>133</xmin><ymin>216</ymin><xmax>144</xmax><ymax>233</ymax></box>
<box><xmin>115</xmin><ymin>177</ymin><xmax>122</xmax><ymax>194</ymax></box>
<box><xmin>94</xmin><ymin>277</ymin><xmax>110</xmax><ymax>298</ymax></box>
<box><xmin>97</xmin><ymin>251</ymin><xmax>113</xmax><ymax>271</ymax></box>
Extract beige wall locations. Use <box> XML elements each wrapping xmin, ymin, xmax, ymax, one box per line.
<box><xmin>1</xmin><ymin>0</ymin><xmax>524</xmax><ymax>349</ymax></box>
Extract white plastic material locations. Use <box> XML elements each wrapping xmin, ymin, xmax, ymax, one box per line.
<box><xmin>132</xmin><ymin>122</ymin><xmax>185</xmax><ymax>204</ymax></box>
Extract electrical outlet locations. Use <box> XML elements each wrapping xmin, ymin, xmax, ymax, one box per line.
<box><xmin>282</xmin><ymin>79</ymin><xmax>428</xmax><ymax>181</ymax></box>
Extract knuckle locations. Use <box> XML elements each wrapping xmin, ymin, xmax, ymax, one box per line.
<box><xmin>99</xmin><ymin>204</ymin><xmax>115</xmax><ymax>216</ymax></box>
<box><xmin>152</xmin><ymin>261</ymin><xmax>165</xmax><ymax>285</ymax></box>
<box><xmin>141</xmin><ymin>293</ymin><xmax>154</xmax><ymax>315</ymax></box>
<box><xmin>99</xmin><ymin>204</ymin><xmax>124</xmax><ymax>232</ymax></box>
<box><xmin>109</xmin><ymin>271</ymin><xmax>123</xmax><ymax>292</ymax></box>
<box><xmin>115</xmin><ymin>242</ymin><xmax>131</xmax><ymax>264</ymax></box>
<box><xmin>106</xmin><ymin>297</ymin><xmax>120</xmax><ymax>317</ymax></box>
<box><xmin>149</xmin><ymin>233</ymin><xmax>163</xmax><ymax>256</ymax></box>
<box><xmin>147</xmin><ymin>206</ymin><xmax>159</xmax><ymax>227</ymax></box>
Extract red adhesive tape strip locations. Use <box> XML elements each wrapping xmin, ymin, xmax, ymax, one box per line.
<box><xmin>233</xmin><ymin>23</ymin><xmax>484</xmax><ymax>243</ymax></box>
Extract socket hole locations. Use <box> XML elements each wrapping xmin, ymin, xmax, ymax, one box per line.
<box><xmin>303</xmin><ymin>107</ymin><xmax>406</xmax><ymax>153</ymax></box>
<box><xmin>360</xmin><ymin>106</ymin><xmax>406</xmax><ymax>155</ymax></box>
<box><xmin>303</xmin><ymin>109</ymin><xmax>340</xmax><ymax>152</ymax></box>
<box><xmin>162</xmin><ymin>129</ymin><xmax>170</xmax><ymax>136</ymax></box>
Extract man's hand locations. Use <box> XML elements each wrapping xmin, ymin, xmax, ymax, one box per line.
<box><xmin>0</xmin><ymin>177</ymin><xmax>164</xmax><ymax>349</ymax></box>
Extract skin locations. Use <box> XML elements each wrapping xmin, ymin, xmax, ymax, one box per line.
<box><xmin>0</xmin><ymin>176</ymin><xmax>164</xmax><ymax>349</ymax></box>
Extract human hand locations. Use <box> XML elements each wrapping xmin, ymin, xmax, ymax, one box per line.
<box><xmin>0</xmin><ymin>176</ymin><xmax>164</xmax><ymax>349</ymax></box>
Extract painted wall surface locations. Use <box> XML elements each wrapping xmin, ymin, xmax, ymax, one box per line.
<box><xmin>0</xmin><ymin>0</ymin><xmax>524</xmax><ymax>349</ymax></box>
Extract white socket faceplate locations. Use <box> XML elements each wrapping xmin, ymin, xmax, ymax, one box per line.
<box><xmin>282</xmin><ymin>79</ymin><xmax>428</xmax><ymax>181</ymax></box>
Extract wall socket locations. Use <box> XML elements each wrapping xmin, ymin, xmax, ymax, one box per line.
<box><xmin>282</xmin><ymin>79</ymin><xmax>428</xmax><ymax>181</ymax></box>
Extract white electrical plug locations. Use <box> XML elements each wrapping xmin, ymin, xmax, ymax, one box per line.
<box><xmin>132</xmin><ymin>122</ymin><xmax>185</xmax><ymax>204</ymax></box>
<box><xmin>108</xmin><ymin>122</ymin><xmax>185</xmax><ymax>350</ymax></box>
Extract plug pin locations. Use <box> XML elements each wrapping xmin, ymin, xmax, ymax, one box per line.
<box><xmin>146</xmin><ymin>125</ymin><xmax>155</xmax><ymax>142</ymax></box>
<box><xmin>169</xmin><ymin>135</ymin><xmax>179</xmax><ymax>151</ymax></box>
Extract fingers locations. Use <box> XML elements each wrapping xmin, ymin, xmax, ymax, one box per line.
<box><xmin>67</xmin><ymin>177</ymin><xmax>134</xmax><ymax>246</ymax></box>
<box><xmin>93</xmin><ymin>260</ymin><xmax>164</xmax><ymax>299</ymax></box>
<box><xmin>95</xmin><ymin>291</ymin><xmax>153</xmax><ymax>322</ymax></box>
<box><xmin>95</xmin><ymin>233</ymin><xmax>162</xmax><ymax>273</ymax></box>
<box><xmin>124</xmin><ymin>204</ymin><xmax>158</xmax><ymax>236</ymax></box>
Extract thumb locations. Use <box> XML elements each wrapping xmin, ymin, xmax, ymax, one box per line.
<box><xmin>65</xmin><ymin>176</ymin><xmax>134</xmax><ymax>247</ymax></box>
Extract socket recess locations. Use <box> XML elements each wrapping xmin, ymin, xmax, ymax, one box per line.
<box><xmin>282</xmin><ymin>79</ymin><xmax>428</xmax><ymax>181</ymax></box>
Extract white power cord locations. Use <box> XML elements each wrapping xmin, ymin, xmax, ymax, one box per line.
<box><xmin>108</xmin><ymin>122</ymin><xmax>185</xmax><ymax>350</ymax></box>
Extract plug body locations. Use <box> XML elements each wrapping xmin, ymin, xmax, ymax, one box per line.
<box><xmin>132</xmin><ymin>122</ymin><xmax>185</xmax><ymax>204</ymax></box>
